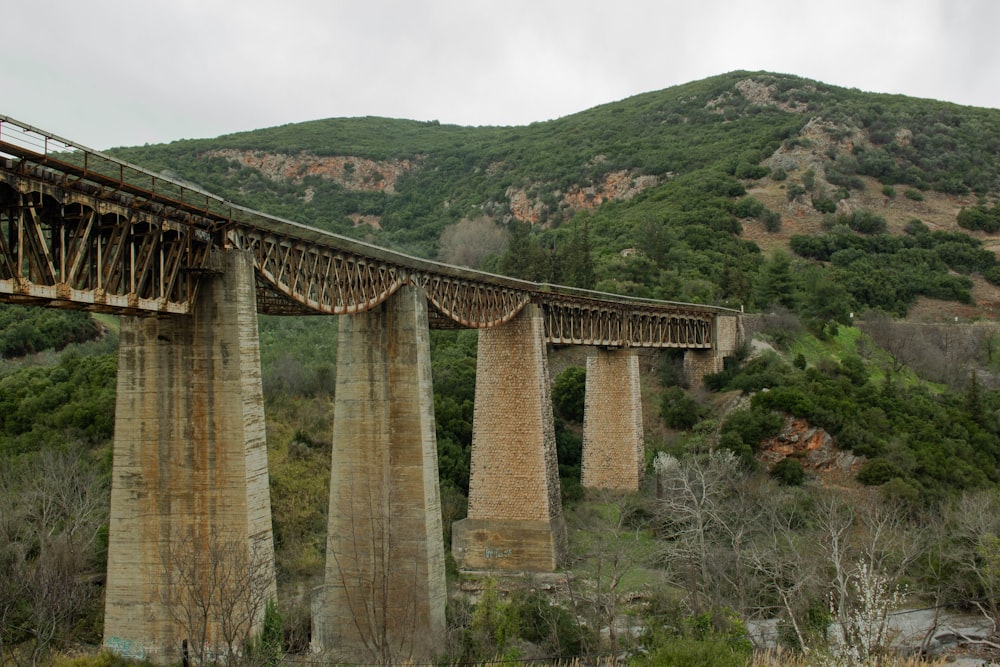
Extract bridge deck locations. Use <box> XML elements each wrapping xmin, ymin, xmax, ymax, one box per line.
<box><xmin>0</xmin><ymin>114</ymin><xmax>735</xmax><ymax>348</ymax></box>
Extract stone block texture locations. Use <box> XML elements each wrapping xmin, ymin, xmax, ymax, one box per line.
<box><xmin>103</xmin><ymin>250</ymin><xmax>275</xmax><ymax>664</ymax></box>
<box><xmin>581</xmin><ymin>349</ymin><xmax>644</xmax><ymax>491</ymax></box>
<box><xmin>453</xmin><ymin>305</ymin><xmax>567</xmax><ymax>571</ymax></box>
<box><xmin>314</xmin><ymin>285</ymin><xmax>446</xmax><ymax>662</ymax></box>
<box><xmin>683</xmin><ymin>314</ymin><xmax>741</xmax><ymax>389</ymax></box>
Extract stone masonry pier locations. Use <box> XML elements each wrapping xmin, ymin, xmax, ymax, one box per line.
<box><xmin>683</xmin><ymin>314</ymin><xmax>742</xmax><ymax>388</ymax></box>
<box><xmin>581</xmin><ymin>348</ymin><xmax>644</xmax><ymax>491</ymax></box>
<box><xmin>452</xmin><ymin>305</ymin><xmax>567</xmax><ymax>572</ymax></box>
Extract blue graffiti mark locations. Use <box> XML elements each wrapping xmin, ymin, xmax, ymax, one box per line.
<box><xmin>105</xmin><ymin>636</ymin><xmax>147</xmax><ymax>660</ymax></box>
<box><xmin>484</xmin><ymin>547</ymin><xmax>512</xmax><ymax>559</ymax></box>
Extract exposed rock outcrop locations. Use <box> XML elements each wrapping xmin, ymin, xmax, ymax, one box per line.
<box><xmin>505</xmin><ymin>170</ymin><xmax>660</xmax><ymax>224</ymax></box>
<box><xmin>203</xmin><ymin>149</ymin><xmax>417</xmax><ymax>194</ymax></box>
<box><xmin>759</xmin><ymin>416</ymin><xmax>862</xmax><ymax>477</ymax></box>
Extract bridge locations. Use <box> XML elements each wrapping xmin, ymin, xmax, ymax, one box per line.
<box><xmin>0</xmin><ymin>115</ymin><xmax>742</xmax><ymax>663</ymax></box>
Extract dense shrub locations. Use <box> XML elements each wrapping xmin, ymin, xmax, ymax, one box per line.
<box><xmin>552</xmin><ymin>366</ymin><xmax>587</xmax><ymax>423</ymax></box>
<box><xmin>719</xmin><ymin>408</ymin><xmax>784</xmax><ymax>458</ymax></box>
<box><xmin>0</xmin><ymin>350</ymin><xmax>117</xmax><ymax>455</ymax></box>
<box><xmin>770</xmin><ymin>457</ymin><xmax>805</xmax><ymax>486</ymax></box>
<box><xmin>857</xmin><ymin>457</ymin><xmax>904</xmax><ymax>485</ymax></box>
<box><xmin>812</xmin><ymin>197</ymin><xmax>837</xmax><ymax>213</ymax></box>
<box><xmin>958</xmin><ymin>204</ymin><xmax>1000</xmax><ymax>232</ymax></box>
<box><xmin>661</xmin><ymin>386</ymin><xmax>703</xmax><ymax>430</ymax></box>
<box><xmin>0</xmin><ymin>306</ymin><xmax>99</xmax><ymax>358</ymax></box>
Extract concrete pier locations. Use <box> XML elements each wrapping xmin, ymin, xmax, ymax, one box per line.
<box><xmin>452</xmin><ymin>305</ymin><xmax>567</xmax><ymax>572</ymax></box>
<box><xmin>314</xmin><ymin>285</ymin><xmax>446</xmax><ymax>663</ymax></box>
<box><xmin>581</xmin><ymin>348</ymin><xmax>644</xmax><ymax>491</ymax></box>
<box><xmin>103</xmin><ymin>250</ymin><xmax>275</xmax><ymax>664</ymax></box>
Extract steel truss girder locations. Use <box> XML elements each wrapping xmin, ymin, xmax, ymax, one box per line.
<box><xmin>540</xmin><ymin>297</ymin><xmax>714</xmax><ymax>349</ymax></box>
<box><xmin>0</xmin><ymin>173</ymin><xmax>213</xmax><ymax>314</ymax></box>
<box><xmin>419</xmin><ymin>274</ymin><xmax>529</xmax><ymax>328</ymax></box>
<box><xmin>230</xmin><ymin>226</ymin><xmax>533</xmax><ymax>326</ymax></box>
<box><xmin>231</xmin><ymin>227</ymin><xmax>406</xmax><ymax>315</ymax></box>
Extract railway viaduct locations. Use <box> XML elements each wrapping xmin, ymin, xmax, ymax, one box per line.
<box><xmin>0</xmin><ymin>116</ymin><xmax>742</xmax><ymax>663</ymax></box>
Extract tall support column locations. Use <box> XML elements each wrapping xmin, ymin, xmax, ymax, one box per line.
<box><xmin>313</xmin><ymin>285</ymin><xmax>446</xmax><ymax>663</ymax></box>
<box><xmin>103</xmin><ymin>250</ymin><xmax>275</xmax><ymax>665</ymax></box>
<box><xmin>581</xmin><ymin>348</ymin><xmax>644</xmax><ymax>491</ymax></box>
<box><xmin>452</xmin><ymin>305</ymin><xmax>567</xmax><ymax>572</ymax></box>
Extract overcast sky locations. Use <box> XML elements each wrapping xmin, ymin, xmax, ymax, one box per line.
<box><xmin>4</xmin><ymin>0</ymin><xmax>998</xmax><ymax>151</ymax></box>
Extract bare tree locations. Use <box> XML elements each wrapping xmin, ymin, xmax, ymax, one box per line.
<box><xmin>164</xmin><ymin>529</ymin><xmax>273</xmax><ymax>666</ymax></box>
<box><xmin>859</xmin><ymin>313</ymin><xmax>921</xmax><ymax>375</ymax></box>
<box><xmin>0</xmin><ymin>448</ymin><xmax>108</xmax><ymax>667</ymax></box>
<box><xmin>861</xmin><ymin>316</ymin><xmax>995</xmax><ymax>389</ymax></box>
<box><xmin>437</xmin><ymin>217</ymin><xmax>509</xmax><ymax>269</ymax></box>
<box><xmin>564</xmin><ymin>492</ymin><xmax>645</xmax><ymax>653</ymax></box>
<box><xmin>938</xmin><ymin>490</ymin><xmax>1000</xmax><ymax>630</ymax></box>
<box><xmin>744</xmin><ymin>486</ymin><xmax>819</xmax><ymax>653</ymax></box>
<box><xmin>812</xmin><ymin>491</ymin><xmax>917</xmax><ymax>659</ymax></box>
<box><xmin>653</xmin><ymin>450</ymin><xmax>749</xmax><ymax>612</ymax></box>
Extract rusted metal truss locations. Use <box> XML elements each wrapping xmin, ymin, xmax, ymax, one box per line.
<box><xmin>0</xmin><ymin>114</ymin><xmax>734</xmax><ymax>349</ymax></box>
<box><xmin>230</xmin><ymin>227</ymin><xmax>406</xmax><ymax>315</ymax></box>
<box><xmin>0</xmin><ymin>168</ymin><xmax>215</xmax><ymax>315</ymax></box>
<box><xmin>229</xmin><ymin>225</ymin><xmax>533</xmax><ymax>326</ymax></box>
<box><xmin>419</xmin><ymin>273</ymin><xmax>530</xmax><ymax>328</ymax></box>
<box><xmin>540</xmin><ymin>298</ymin><xmax>713</xmax><ymax>349</ymax></box>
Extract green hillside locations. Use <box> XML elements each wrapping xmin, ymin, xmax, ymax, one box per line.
<box><xmin>108</xmin><ymin>70</ymin><xmax>1000</xmax><ymax>317</ymax></box>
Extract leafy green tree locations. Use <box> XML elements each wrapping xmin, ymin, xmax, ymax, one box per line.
<box><xmin>557</xmin><ymin>218</ymin><xmax>596</xmax><ymax>289</ymax></box>
<box><xmin>660</xmin><ymin>386</ymin><xmax>702</xmax><ymax>430</ymax></box>
<box><xmin>496</xmin><ymin>220</ymin><xmax>549</xmax><ymax>281</ymax></box>
<box><xmin>770</xmin><ymin>458</ymin><xmax>805</xmax><ymax>486</ymax></box>
<box><xmin>754</xmin><ymin>251</ymin><xmax>797</xmax><ymax>310</ymax></box>
<box><xmin>462</xmin><ymin>578</ymin><xmax>521</xmax><ymax>662</ymax></box>
<box><xmin>552</xmin><ymin>367</ymin><xmax>586</xmax><ymax>423</ymax></box>
<box><xmin>247</xmin><ymin>599</ymin><xmax>283</xmax><ymax>667</ymax></box>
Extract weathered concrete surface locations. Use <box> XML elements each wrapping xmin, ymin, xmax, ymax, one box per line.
<box><xmin>453</xmin><ymin>305</ymin><xmax>567</xmax><ymax>571</ymax></box>
<box><xmin>103</xmin><ymin>250</ymin><xmax>275</xmax><ymax>664</ymax></box>
<box><xmin>581</xmin><ymin>348</ymin><xmax>644</xmax><ymax>491</ymax></box>
<box><xmin>684</xmin><ymin>314</ymin><xmax>741</xmax><ymax>388</ymax></box>
<box><xmin>314</xmin><ymin>285</ymin><xmax>446</xmax><ymax>663</ymax></box>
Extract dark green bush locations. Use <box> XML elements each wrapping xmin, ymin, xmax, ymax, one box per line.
<box><xmin>661</xmin><ymin>386</ymin><xmax>702</xmax><ymax>430</ymax></box>
<box><xmin>857</xmin><ymin>457</ymin><xmax>903</xmax><ymax>485</ymax></box>
<box><xmin>770</xmin><ymin>457</ymin><xmax>805</xmax><ymax>486</ymax></box>
<box><xmin>761</xmin><ymin>209</ymin><xmax>782</xmax><ymax>232</ymax></box>
<box><xmin>552</xmin><ymin>366</ymin><xmax>586</xmax><ymax>423</ymax></box>
<box><xmin>812</xmin><ymin>197</ymin><xmax>837</xmax><ymax>214</ymax></box>
<box><xmin>511</xmin><ymin>589</ymin><xmax>594</xmax><ymax>657</ymax></box>
<box><xmin>720</xmin><ymin>408</ymin><xmax>784</xmax><ymax>456</ymax></box>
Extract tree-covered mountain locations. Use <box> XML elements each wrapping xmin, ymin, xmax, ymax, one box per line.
<box><xmin>108</xmin><ymin>70</ymin><xmax>1000</xmax><ymax>319</ymax></box>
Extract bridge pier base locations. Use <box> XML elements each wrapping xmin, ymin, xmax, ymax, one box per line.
<box><xmin>453</xmin><ymin>305</ymin><xmax>567</xmax><ymax>572</ymax></box>
<box><xmin>313</xmin><ymin>285</ymin><xmax>446</xmax><ymax>663</ymax></box>
<box><xmin>683</xmin><ymin>314</ymin><xmax>741</xmax><ymax>388</ymax></box>
<box><xmin>103</xmin><ymin>250</ymin><xmax>275</xmax><ymax>665</ymax></box>
<box><xmin>581</xmin><ymin>348</ymin><xmax>644</xmax><ymax>491</ymax></box>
